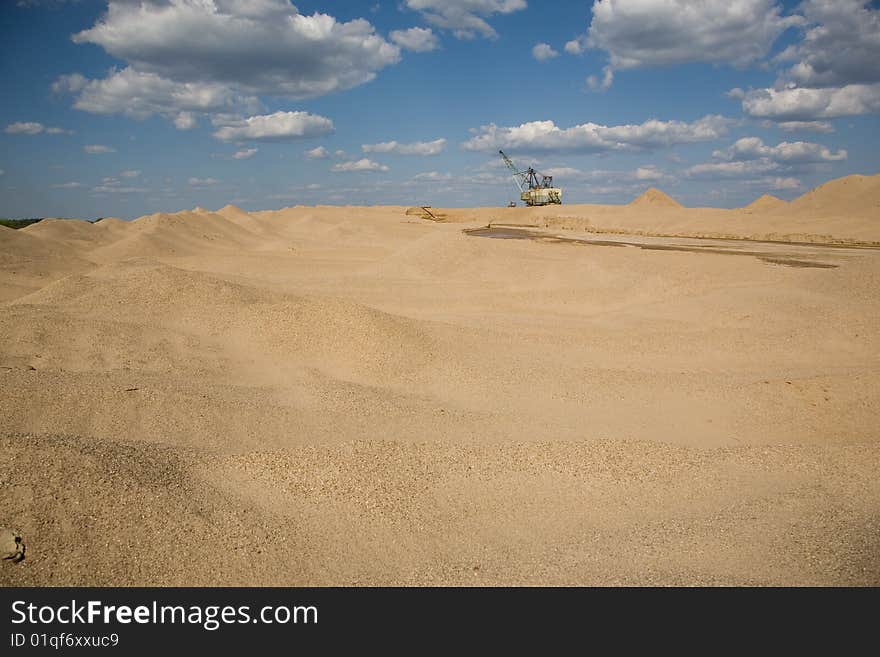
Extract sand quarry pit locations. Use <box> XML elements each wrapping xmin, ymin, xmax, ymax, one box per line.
<box><xmin>1</xmin><ymin>175</ymin><xmax>880</xmax><ymax>586</ymax></box>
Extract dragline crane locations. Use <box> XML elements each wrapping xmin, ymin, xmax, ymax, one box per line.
<box><xmin>499</xmin><ymin>150</ymin><xmax>562</xmax><ymax>206</ymax></box>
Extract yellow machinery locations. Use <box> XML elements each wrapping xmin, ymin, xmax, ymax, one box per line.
<box><xmin>499</xmin><ymin>150</ymin><xmax>562</xmax><ymax>206</ymax></box>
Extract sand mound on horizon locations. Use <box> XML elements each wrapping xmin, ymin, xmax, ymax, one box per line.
<box><xmin>22</xmin><ymin>217</ymin><xmax>130</xmax><ymax>251</ymax></box>
<box><xmin>789</xmin><ymin>173</ymin><xmax>880</xmax><ymax>216</ymax></box>
<box><xmin>746</xmin><ymin>194</ymin><xmax>787</xmax><ymax>211</ymax></box>
<box><xmin>85</xmin><ymin>210</ymin><xmax>262</xmax><ymax>262</ymax></box>
<box><xmin>629</xmin><ymin>188</ymin><xmax>683</xmax><ymax>208</ymax></box>
<box><xmin>1</xmin><ymin>171</ymin><xmax>879</xmax><ymax>586</ymax></box>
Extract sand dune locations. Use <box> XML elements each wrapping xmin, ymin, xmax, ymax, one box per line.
<box><xmin>629</xmin><ymin>187</ymin><xmax>683</xmax><ymax>208</ymax></box>
<box><xmin>1</xmin><ymin>173</ymin><xmax>878</xmax><ymax>585</ymax></box>
<box><xmin>745</xmin><ymin>194</ymin><xmax>787</xmax><ymax>211</ymax></box>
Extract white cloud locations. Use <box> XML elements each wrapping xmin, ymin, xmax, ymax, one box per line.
<box><xmin>92</xmin><ymin>177</ymin><xmax>146</xmax><ymax>193</ymax></box>
<box><xmin>767</xmin><ymin>120</ymin><xmax>834</xmax><ymax>133</ymax></box>
<box><xmin>188</xmin><ymin>177</ymin><xmax>220</xmax><ymax>187</ymax></box>
<box><xmin>403</xmin><ymin>0</ymin><xmax>527</xmax><ymax>39</ymax></box>
<box><xmin>462</xmin><ymin>115</ymin><xmax>732</xmax><ymax>154</ymax></box>
<box><xmin>0</xmin><ymin>170</ymin><xmax>4</xmax><ymax>176</ymax></box>
<box><xmin>390</xmin><ymin>27</ymin><xmax>439</xmax><ymax>52</ymax></box>
<box><xmin>174</xmin><ymin>112</ymin><xmax>198</xmax><ymax>130</ymax></box>
<box><xmin>331</xmin><ymin>158</ymin><xmax>389</xmax><ymax>172</ymax></box>
<box><xmin>213</xmin><ymin>111</ymin><xmax>334</xmax><ymax>143</ymax></box>
<box><xmin>712</xmin><ymin>137</ymin><xmax>846</xmax><ymax>164</ymax></box>
<box><xmin>767</xmin><ymin>176</ymin><xmax>802</xmax><ymax>190</ymax></box>
<box><xmin>542</xmin><ymin>167</ymin><xmax>583</xmax><ymax>178</ymax></box>
<box><xmin>72</xmin><ymin>2</ymin><xmax>401</xmax><ymax>104</ymax></box>
<box><xmin>532</xmin><ymin>43</ymin><xmax>559</xmax><ymax>61</ymax></box>
<box><xmin>362</xmin><ymin>138</ymin><xmax>446</xmax><ymax>155</ymax></box>
<box><xmin>586</xmin><ymin>67</ymin><xmax>614</xmax><ymax>92</ymax></box>
<box><xmin>5</xmin><ymin>122</ymin><xmax>45</xmax><ymax>135</ymax></box>
<box><xmin>577</xmin><ymin>0</ymin><xmax>799</xmax><ymax>88</ymax></box>
<box><xmin>93</xmin><ymin>185</ymin><xmax>147</xmax><ymax>194</ymax></box>
<box><xmin>233</xmin><ymin>148</ymin><xmax>258</xmax><ymax>160</ymax></box>
<box><xmin>54</xmin><ymin>68</ymin><xmax>257</xmax><ymax>128</ymax></box>
<box><xmin>51</xmin><ymin>182</ymin><xmax>82</xmax><ymax>189</ymax></box>
<box><xmin>413</xmin><ymin>171</ymin><xmax>453</xmax><ymax>181</ymax></box>
<box><xmin>84</xmin><ymin>144</ymin><xmax>115</xmax><ymax>154</ymax></box>
<box><xmin>564</xmin><ymin>38</ymin><xmax>587</xmax><ymax>55</ymax></box>
<box><xmin>4</xmin><ymin>121</ymin><xmax>70</xmax><ymax>135</ymax></box>
<box><xmin>120</xmin><ymin>170</ymin><xmax>141</xmax><ymax>178</ymax></box>
<box><xmin>305</xmin><ymin>146</ymin><xmax>330</xmax><ymax>159</ymax></box>
<box><xmin>777</xmin><ymin>0</ymin><xmax>880</xmax><ymax>88</ymax></box>
<box><xmin>736</xmin><ymin>3</ymin><xmax>880</xmax><ymax>123</ymax></box>
<box><xmin>685</xmin><ymin>160</ymin><xmax>780</xmax><ymax>179</ymax></box>
<box><xmin>740</xmin><ymin>83</ymin><xmax>880</xmax><ymax>120</ymax></box>
<box><xmin>634</xmin><ymin>165</ymin><xmax>667</xmax><ymax>181</ymax></box>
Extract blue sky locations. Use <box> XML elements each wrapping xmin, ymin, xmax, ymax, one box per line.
<box><xmin>1</xmin><ymin>0</ymin><xmax>878</xmax><ymax>219</ymax></box>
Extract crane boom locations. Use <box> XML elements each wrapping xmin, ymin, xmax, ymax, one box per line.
<box><xmin>499</xmin><ymin>150</ymin><xmax>528</xmax><ymax>193</ymax></box>
<box><xmin>498</xmin><ymin>150</ymin><xmax>563</xmax><ymax>206</ymax></box>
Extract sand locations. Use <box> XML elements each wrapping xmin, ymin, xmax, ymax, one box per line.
<box><xmin>1</xmin><ymin>173</ymin><xmax>879</xmax><ymax>586</ymax></box>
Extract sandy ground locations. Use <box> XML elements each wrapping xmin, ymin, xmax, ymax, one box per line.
<box><xmin>1</xmin><ymin>174</ymin><xmax>879</xmax><ymax>586</ymax></box>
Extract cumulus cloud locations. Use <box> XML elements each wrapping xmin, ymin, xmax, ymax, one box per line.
<box><xmin>188</xmin><ymin>177</ymin><xmax>219</xmax><ymax>187</ymax></box>
<box><xmin>564</xmin><ymin>38</ymin><xmax>587</xmax><ymax>55</ymax></box>
<box><xmin>777</xmin><ymin>0</ymin><xmax>880</xmax><ymax>88</ymax></box>
<box><xmin>73</xmin><ymin>2</ymin><xmax>400</xmax><ymax>98</ymax></box>
<box><xmin>305</xmin><ymin>146</ymin><xmax>330</xmax><ymax>159</ymax></box>
<box><xmin>51</xmin><ymin>182</ymin><xmax>82</xmax><ymax>189</ymax></box>
<box><xmin>572</xmin><ymin>0</ymin><xmax>799</xmax><ymax>88</ymax></box>
<box><xmin>739</xmin><ymin>83</ymin><xmax>880</xmax><ymax>120</ymax></box>
<box><xmin>5</xmin><ymin>121</ymin><xmax>70</xmax><ymax>135</ymax></box>
<box><xmin>83</xmin><ymin>144</ymin><xmax>115</xmax><ymax>154</ymax></box>
<box><xmin>213</xmin><ymin>111</ymin><xmax>334</xmax><ymax>143</ymax></box>
<box><xmin>390</xmin><ymin>27</ymin><xmax>439</xmax><ymax>52</ymax></box>
<box><xmin>53</xmin><ymin>68</ymin><xmax>257</xmax><ymax>128</ymax></box>
<box><xmin>462</xmin><ymin>115</ymin><xmax>732</xmax><ymax>154</ymax></box>
<box><xmin>736</xmin><ymin>2</ymin><xmax>880</xmax><ymax>122</ymax></box>
<box><xmin>532</xmin><ymin>43</ymin><xmax>559</xmax><ymax>61</ymax></box>
<box><xmin>712</xmin><ymin>137</ymin><xmax>846</xmax><ymax>164</ymax></box>
<box><xmin>58</xmin><ymin>2</ymin><xmax>400</xmax><ymax>129</ymax></box>
<box><xmin>233</xmin><ymin>148</ymin><xmax>258</xmax><ymax>160</ymax></box>
<box><xmin>402</xmin><ymin>0</ymin><xmax>527</xmax><ymax>39</ymax></box>
<box><xmin>331</xmin><ymin>158</ymin><xmax>389</xmax><ymax>172</ymax></box>
<box><xmin>362</xmin><ymin>138</ymin><xmax>446</xmax><ymax>155</ymax></box>
<box><xmin>120</xmin><ymin>170</ymin><xmax>141</xmax><ymax>178</ymax></box>
<box><xmin>687</xmin><ymin>135</ymin><xmax>846</xmax><ymax>182</ymax></box>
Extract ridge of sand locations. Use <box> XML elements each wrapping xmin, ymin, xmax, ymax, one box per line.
<box><xmin>629</xmin><ymin>187</ymin><xmax>683</xmax><ymax>208</ymax></box>
<box><xmin>745</xmin><ymin>194</ymin><xmax>787</xmax><ymax>211</ymax></box>
<box><xmin>21</xmin><ymin>217</ymin><xmax>129</xmax><ymax>250</ymax></box>
<box><xmin>86</xmin><ymin>210</ymin><xmax>263</xmax><ymax>262</ymax></box>
<box><xmin>789</xmin><ymin>173</ymin><xmax>880</xmax><ymax>216</ymax></box>
<box><xmin>1</xmin><ymin>174</ymin><xmax>879</xmax><ymax>586</ymax></box>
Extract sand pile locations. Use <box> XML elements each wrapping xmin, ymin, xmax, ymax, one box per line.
<box><xmin>1</xmin><ymin>172</ymin><xmax>879</xmax><ymax>585</ymax></box>
<box><xmin>789</xmin><ymin>173</ymin><xmax>880</xmax><ymax>216</ymax></box>
<box><xmin>745</xmin><ymin>194</ymin><xmax>787</xmax><ymax>212</ymax></box>
<box><xmin>629</xmin><ymin>188</ymin><xmax>683</xmax><ymax>208</ymax></box>
<box><xmin>85</xmin><ymin>210</ymin><xmax>263</xmax><ymax>262</ymax></box>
